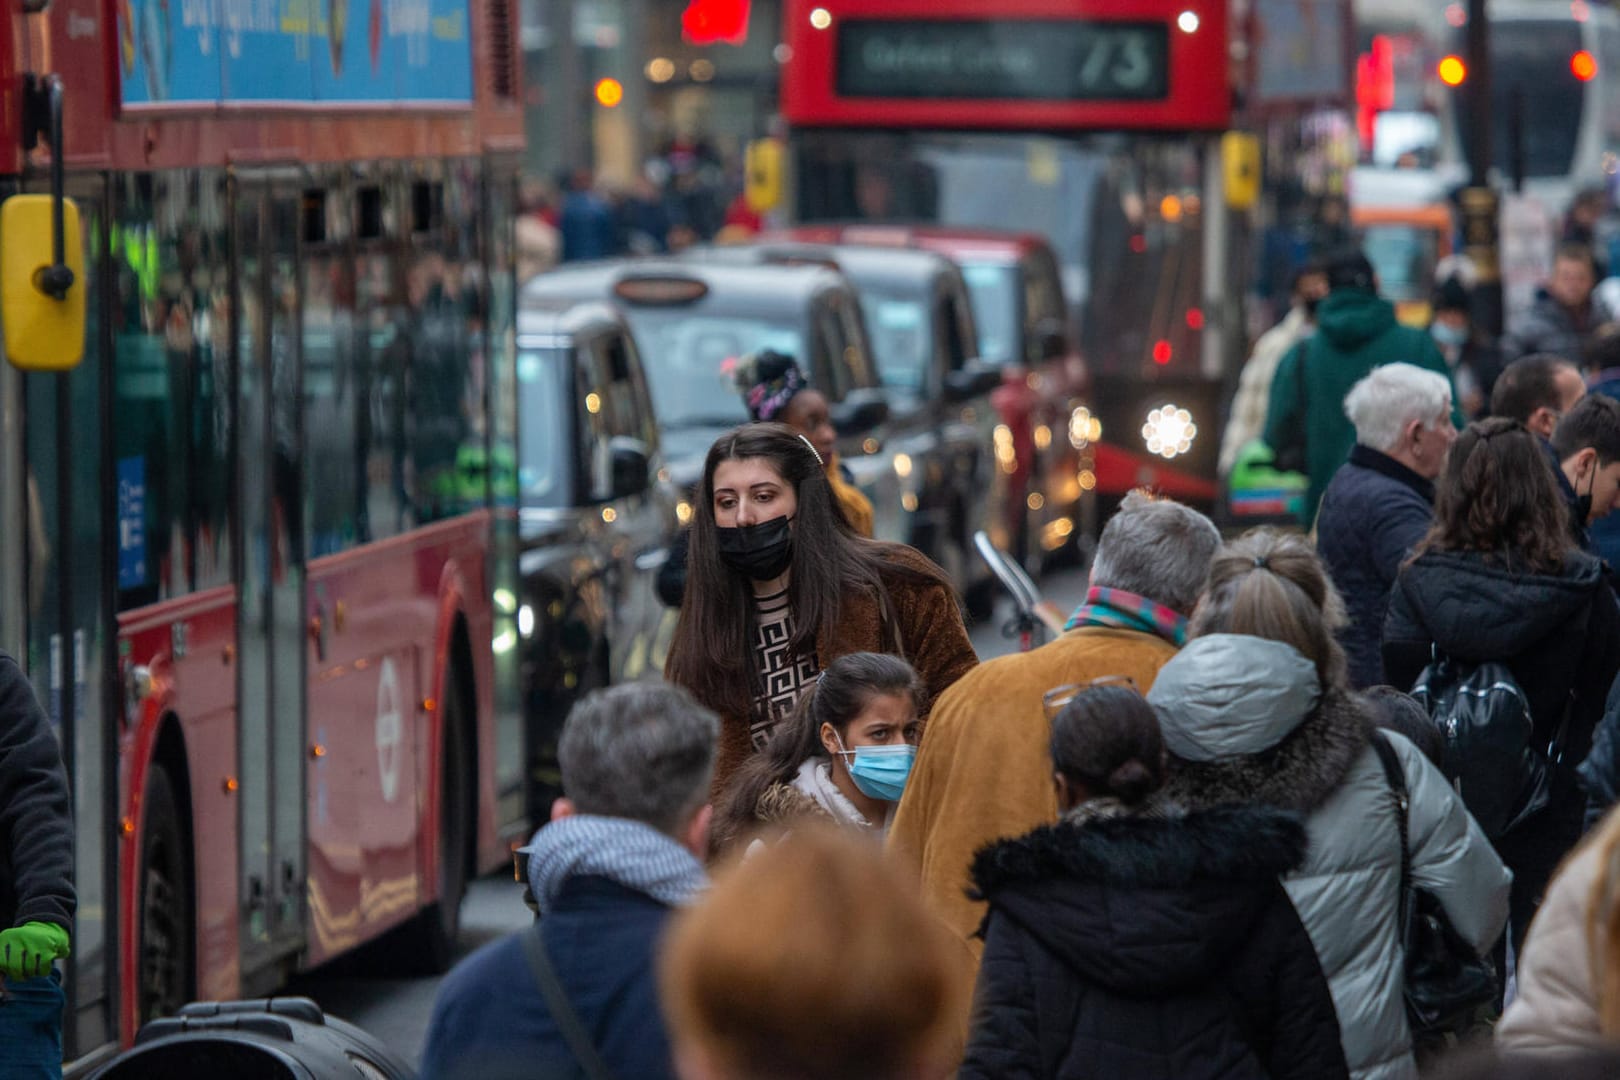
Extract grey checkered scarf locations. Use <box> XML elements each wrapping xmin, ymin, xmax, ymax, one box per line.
<box><xmin>523</xmin><ymin>814</ymin><xmax>708</xmax><ymax>916</ymax></box>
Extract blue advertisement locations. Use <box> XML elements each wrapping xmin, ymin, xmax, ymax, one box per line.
<box><xmin>117</xmin><ymin>0</ymin><xmax>474</xmax><ymax>107</ymax></box>
<box><xmin>117</xmin><ymin>456</ymin><xmax>148</xmax><ymax>590</ymax></box>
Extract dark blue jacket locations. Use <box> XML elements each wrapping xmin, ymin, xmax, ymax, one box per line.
<box><xmin>419</xmin><ymin>876</ymin><xmax>677</xmax><ymax>1080</ymax></box>
<box><xmin>1587</xmin><ymin>373</ymin><xmax>1620</xmax><ymax>569</ymax></box>
<box><xmin>1316</xmin><ymin>446</ymin><xmax>1434</xmax><ymax>689</ymax></box>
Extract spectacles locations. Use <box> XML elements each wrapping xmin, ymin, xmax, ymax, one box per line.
<box><xmin>1042</xmin><ymin>675</ymin><xmax>1141</xmax><ymax>720</ymax></box>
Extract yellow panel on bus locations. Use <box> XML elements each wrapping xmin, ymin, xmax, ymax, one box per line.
<box><xmin>2</xmin><ymin>194</ymin><xmax>86</xmax><ymax>371</ymax></box>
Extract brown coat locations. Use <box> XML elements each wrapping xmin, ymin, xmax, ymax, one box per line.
<box><xmin>676</xmin><ymin>544</ymin><xmax>979</xmax><ymax>799</ymax></box>
<box><xmin>887</xmin><ymin>627</ymin><xmax>1180</xmax><ymax>990</ymax></box>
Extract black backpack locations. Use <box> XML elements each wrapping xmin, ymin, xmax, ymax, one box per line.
<box><xmin>1411</xmin><ymin>653</ymin><xmax>1564</xmax><ymax>838</ymax></box>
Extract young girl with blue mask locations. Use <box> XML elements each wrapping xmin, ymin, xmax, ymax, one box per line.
<box><xmin>712</xmin><ymin>652</ymin><xmax>924</xmax><ymax>853</ymax></box>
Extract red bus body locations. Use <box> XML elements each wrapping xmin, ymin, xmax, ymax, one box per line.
<box><xmin>782</xmin><ymin>0</ymin><xmax>1231</xmax><ymax>132</ymax></box>
<box><xmin>0</xmin><ymin>0</ymin><xmax>523</xmax><ymax>1063</ymax></box>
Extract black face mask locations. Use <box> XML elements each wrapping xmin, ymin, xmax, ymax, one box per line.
<box><xmin>1303</xmin><ymin>296</ymin><xmax>1322</xmax><ymax>319</ymax></box>
<box><xmin>716</xmin><ymin>516</ymin><xmax>794</xmax><ymax>581</ymax></box>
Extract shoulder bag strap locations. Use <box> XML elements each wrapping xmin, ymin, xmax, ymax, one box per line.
<box><xmin>520</xmin><ymin>925</ymin><xmax>617</xmax><ymax>1080</ymax></box>
<box><xmin>1369</xmin><ymin>732</ymin><xmax>1413</xmax><ymax>939</ymax></box>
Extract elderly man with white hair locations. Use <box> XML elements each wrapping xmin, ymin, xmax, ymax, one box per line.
<box><xmin>1316</xmin><ymin>363</ymin><xmax>1457</xmax><ymax>688</ymax></box>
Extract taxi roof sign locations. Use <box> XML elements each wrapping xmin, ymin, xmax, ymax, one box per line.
<box><xmin>612</xmin><ymin>276</ymin><xmax>710</xmax><ymax>305</ymax></box>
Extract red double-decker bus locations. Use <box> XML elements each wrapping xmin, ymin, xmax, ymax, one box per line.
<box><xmin>781</xmin><ymin>0</ymin><xmax>1230</xmax><ymax>496</ymax></box>
<box><xmin>0</xmin><ymin>1</ymin><xmax>524</xmax><ymax>1065</ymax></box>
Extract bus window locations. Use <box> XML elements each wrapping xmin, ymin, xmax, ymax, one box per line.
<box><xmin>111</xmin><ymin>170</ymin><xmax>233</xmax><ymax>609</ymax></box>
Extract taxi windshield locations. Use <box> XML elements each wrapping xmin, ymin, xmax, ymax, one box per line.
<box><xmin>859</xmin><ymin>293</ymin><xmax>931</xmax><ymax>394</ymax></box>
<box><xmin>516</xmin><ymin>348</ymin><xmax>570</xmax><ymax>508</ymax></box>
<box><xmin>960</xmin><ymin>262</ymin><xmax>1020</xmax><ymax>367</ymax></box>
<box><xmin>620</xmin><ymin>310</ymin><xmax>804</xmax><ymax>428</ymax></box>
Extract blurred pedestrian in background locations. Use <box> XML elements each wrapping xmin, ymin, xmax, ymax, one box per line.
<box><xmin>1219</xmin><ymin>259</ymin><xmax>1328</xmax><ymax>479</ymax></box>
<box><xmin>0</xmin><ymin>650</ymin><xmax>74</xmax><ymax>1080</ymax></box>
<box><xmin>1151</xmin><ymin>530</ymin><xmax>1509</xmax><ymax>1080</ymax></box>
<box><xmin>661</xmin><ymin>824</ymin><xmax>968</xmax><ymax>1080</ymax></box>
<box><xmin>665</xmin><ymin>424</ymin><xmax>976</xmax><ymax>797</ymax></box>
<box><xmin>419</xmin><ymin>684</ymin><xmax>717</xmax><ymax>1080</ymax></box>
<box><xmin>1383</xmin><ymin>420</ymin><xmax>1618</xmax><ymax>968</ymax></box>
<box><xmin>713</xmin><ymin>652</ymin><xmax>923</xmax><ymax>852</ymax></box>
<box><xmin>558</xmin><ymin>168</ymin><xmax>620</xmax><ymax>263</ymax></box>
<box><xmin>1316</xmin><ymin>364</ymin><xmax>1456</xmax><ymax>688</ymax></box>
<box><xmin>1550</xmin><ymin>395</ymin><xmax>1620</xmax><ymax>553</ymax></box>
<box><xmin>1490</xmin><ymin>353</ymin><xmax>1587</xmax><ymax>442</ymax></box>
<box><xmin>960</xmin><ymin>684</ymin><xmax>1348</xmax><ymax>1080</ymax></box>
<box><xmin>1498</xmin><ymin>805</ymin><xmax>1620</xmax><ymax>1055</ymax></box>
<box><xmin>1264</xmin><ymin>247</ymin><xmax>1459</xmax><ymax>527</ymax></box>
<box><xmin>889</xmin><ymin>492</ymin><xmax>1219</xmax><ymax>983</ymax></box>
<box><xmin>1428</xmin><ymin>277</ymin><xmax>1499</xmax><ymax>419</ymax></box>
<box><xmin>1504</xmin><ymin>245</ymin><xmax>1605</xmax><ymax>362</ymax></box>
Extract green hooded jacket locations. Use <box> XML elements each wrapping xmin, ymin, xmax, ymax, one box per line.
<box><xmin>1263</xmin><ymin>288</ymin><xmax>1461</xmax><ymax>526</ymax></box>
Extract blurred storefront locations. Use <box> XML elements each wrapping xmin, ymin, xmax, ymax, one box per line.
<box><xmin>522</xmin><ymin>0</ymin><xmax>782</xmax><ymax>186</ymax></box>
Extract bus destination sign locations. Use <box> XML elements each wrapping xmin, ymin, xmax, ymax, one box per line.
<box><xmin>836</xmin><ymin>19</ymin><xmax>1170</xmax><ymax>102</ymax></box>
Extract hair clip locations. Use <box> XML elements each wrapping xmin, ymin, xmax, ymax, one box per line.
<box><xmin>797</xmin><ymin>432</ymin><xmax>824</xmax><ymax>467</ymax></box>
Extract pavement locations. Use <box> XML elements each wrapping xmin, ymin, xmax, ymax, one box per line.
<box><xmin>290</xmin><ymin>562</ymin><xmax>1093</xmax><ymax>1065</ymax></box>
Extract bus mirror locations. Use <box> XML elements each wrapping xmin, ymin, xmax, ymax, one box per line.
<box><xmin>2</xmin><ymin>194</ymin><xmax>85</xmax><ymax>371</ymax></box>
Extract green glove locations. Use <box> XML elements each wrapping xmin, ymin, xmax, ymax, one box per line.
<box><xmin>0</xmin><ymin>921</ymin><xmax>70</xmax><ymax>980</ymax></box>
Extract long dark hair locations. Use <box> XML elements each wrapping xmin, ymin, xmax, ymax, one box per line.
<box><xmin>713</xmin><ymin>652</ymin><xmax>924</xmax><ymax>851</ymax></box>
<box><xmin>1416</xmin><ymin>417</ymin><xmax>1572</xmax><ymax>574</ymax></box>
<box><xmin>1050</xmin><ymin>685</ymin><xmax>1166</xmax><ymax>807</ymax></box>
<box><xmin>666</xmin><ymin>423</ymin><xmax>947</xmax><ymax>720</ymax></box>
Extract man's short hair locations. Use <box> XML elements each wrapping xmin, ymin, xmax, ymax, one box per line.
<box><xmin>1552</xmin><ymin>394</ymin><xmax>1620</xmax><ymax>466</ymax></box>
<box><xmin>1491</xmin><ymin>353</ymin><xmax>1579</xmax><ymax>423</ymax></box>
<box><xmin>1324</xmin><ymin>247</ymin><xmax>1376</xmax><ymax>293</ymax></box>
<box><xmin>559</xmin><ymin>683</ymin><xmax>719</xmax><ymax>835</ymax></box>
<box><xmin>1089</xmin><ymin>492</ymin><xmax>1221</xmax><ymax>615</ymax></box>
<box><xmin>1584</xmin><ymin>324</ymin><xmax>1620</xmax><ymax>374</ymax></box>
<box><xmin>1345</xmin><ymin>364</ymin><xmax>1454</xmax><ymax>453</ymax></box>
<box><xmin>1557</xmin><ymin>242</ymin><xmax>1600</xmax><ymax>278</ymax></box>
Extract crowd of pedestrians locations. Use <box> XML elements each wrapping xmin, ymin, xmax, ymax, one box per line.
<box><xmin>407</xmin><ymin>235</ymin><xmax>1620</xmax><ymax>1080</ymax></box>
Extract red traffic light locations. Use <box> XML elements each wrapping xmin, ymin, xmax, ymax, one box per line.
<box><xmin>683</xmin><ymin>0</ymin><xmax>751</xmax><ymax>45</ymax></box>
<box><xmin>1573</xmin><ymin>50</ymin><xmax>1598</xmax><ymax>81</ymax></box>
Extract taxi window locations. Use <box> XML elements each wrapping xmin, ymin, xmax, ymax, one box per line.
<box><xmin>515</xmin><ymin>348</ymin><xmax>571</xmax><ymax>508</ymax></box>
<box><xmin>961</xmin><ymin>262</ymin><xmax>1020</xmax><ymax>367</ymax></box>
<box><xmin>620</xmin><ymin>309</ymin><xmax>802</xmax><ymax>429</ymax></box>
<box><xmin>860</xmin><ymin>294</ymin><xmax>930</xmax><ymax>393</ymax></box>
<box><xmin>833</xmin><ymin>291</ymin><xmax>878</xmax><ymax>390</ymax></box>
<box><xmin>1359</xmin><ymin>224</ymin><xmax>1439</xmax><ymax>304</ymax></box>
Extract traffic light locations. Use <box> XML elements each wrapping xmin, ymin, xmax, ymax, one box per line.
<box><xmin>682</xmin><ymin>0</ymin><xmax>751</xmax><ymax>46</ymax></box>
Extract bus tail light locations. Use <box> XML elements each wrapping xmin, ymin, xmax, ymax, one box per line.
<box><xmin>1573</xmin><ymin>50</ymin><xmax>1598</xmax><ymax>81</ymax></box>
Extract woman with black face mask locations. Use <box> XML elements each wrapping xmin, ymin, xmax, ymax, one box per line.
<box><xmin>666</xmin><ymin>423</ymin><xmax>978</xmax><ymax>798</ymax></box>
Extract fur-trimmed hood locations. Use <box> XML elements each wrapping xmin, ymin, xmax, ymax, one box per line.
<box><xmin>1149</xmin><ymin>634</ymin><xmax>1371</xmax><ymax>814</ymax></box>
<box><xmin>969</xmin><ymin>805</ymin><xmax>1310</xmax><ymax>993</ymax></box>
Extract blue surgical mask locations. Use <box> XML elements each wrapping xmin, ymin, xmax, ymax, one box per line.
<box><xmin>833</xmin><ymin>734</ymin><xmax>916</xmax><ymax>801</ymax></box>
<box><xmin>1431</xmin><ymin>321</ymin><xmax>1468</xmax><ymax>347</ymax></box>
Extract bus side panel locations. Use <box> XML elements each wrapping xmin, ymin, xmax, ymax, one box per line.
<box><xmin>114</xmin><ymin>588</ymin><xmax>240</xmax><ymax>1045</ymax></box>
<box><xmin>302</xmin><ymin>511</ymin><xmax>491</xmax><ymax>964</ymax></box>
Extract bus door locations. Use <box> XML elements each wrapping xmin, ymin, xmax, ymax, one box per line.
<box><xmin>233</xmin><ymin>179</ymin><xmax>308</xmax><ymax>978</ymax></box>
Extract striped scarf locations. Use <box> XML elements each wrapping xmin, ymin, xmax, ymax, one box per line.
<box><xmin>522</xmin><ymin>814</ymin><xmax>708</xmax><ymax>915</ymax></box>
<box><xmin>1064</xmin><ymin>585</ymin><xmax>1189</xmax><ymax>646</ymax></box>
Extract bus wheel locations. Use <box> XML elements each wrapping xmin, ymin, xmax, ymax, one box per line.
<box><xmin>138</xmin><ymin>765</ymin><xmax>192</xmax><ymax>1024</ymax></box>
<box><xmin>405</xmin><ymin>669</ymin><xmax>470</xmax><ymax>973</ymax></box>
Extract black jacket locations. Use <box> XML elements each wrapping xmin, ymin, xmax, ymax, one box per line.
<box><xmin>0</xmin><ymin>651</ymin><xmax>74</xmax><ymax>933</ymax></box>
<box><xmin>959</xmin><ymin>805</ymin><xmax>1348</xmax><ymax>1080</ymax></box>
<box><xmin>1317</xmin><ymin>445</ymin><xmax>1434</xmax><ymax>689</ymax></box>
<box><xmin>1383</xmin><ymin>549</ymin><xmax>1620</xmax><ymax>771</ymax></box>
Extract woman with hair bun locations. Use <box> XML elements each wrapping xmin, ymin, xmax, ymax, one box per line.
<box><xmin>961</xmin><ymin>683</ymin><xmax>1350</xmax><ymax>1080</ymax></box>
<box><xmin>1150</xmin><ymin>529</ymin><xmax>1508</xmax><ymax>1080</ymax></box>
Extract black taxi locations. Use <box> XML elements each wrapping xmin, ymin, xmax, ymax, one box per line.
<box><xmin>506</xmin><ymin>296</ymin><xmax>678</xmax><ymax>818</ymax></box>
<box><xmin>524</xmin><ymin>258</ymin><xmax>889</xmax><ymax>497</ymax></box>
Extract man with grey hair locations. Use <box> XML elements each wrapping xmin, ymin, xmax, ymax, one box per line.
<box><xmin>420</xmin><ymin>683</ymin><xmax>717</xmax><ymax>1080</ymax></box>
<box><xmin>1316</xmin><ymin>362</ymin><xmax>1456</xmax><ymax>688</ymax></box>
<box><xmin>889</xmin><ymin>492</ymin><xmax>1220</xmax><ymax>971</ymax></box>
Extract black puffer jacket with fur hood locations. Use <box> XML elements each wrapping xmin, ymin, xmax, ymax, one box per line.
<box><xmin>960</xmin><ymin>804</ymin><xmax>1348</xmax><ymax>1080</ymax></box>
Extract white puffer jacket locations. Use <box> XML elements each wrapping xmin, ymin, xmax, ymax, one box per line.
<box><xmin>1148</xmin><ymin>635</ymin><xmax>1513</xmax><ymax>1080</ymax></box>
